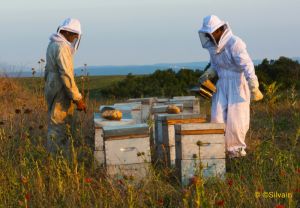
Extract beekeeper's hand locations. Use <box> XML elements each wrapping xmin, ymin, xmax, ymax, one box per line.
<box><xmin>75</xmin><ymin>99</ymin><xmax>87</xmax><ymax>113</ymax></box>
<box><xmin>248</xmin><ymin>79</ymin><xmax>263</xmax><ymax>101</ymax></box>
<box><xmin>198</xmin><ymin>68</ymin><xmax>217</xmax><ymax>84</ymax></box>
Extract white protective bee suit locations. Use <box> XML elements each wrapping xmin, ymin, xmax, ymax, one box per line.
<box><xmin>45</xmin><ymin>18</ymin><xmax>82</xmax><ymax>152</ymax></box>
<box><xmin>198</xmin><ymin>15</ymin><xmax>263</xmax><ymax>155</ymax></box>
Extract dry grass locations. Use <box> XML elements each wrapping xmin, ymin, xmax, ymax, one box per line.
<box><xmin>0</xmin><ymin>77</ymin><xmax>299</xmax><ymax>207</ymax></box>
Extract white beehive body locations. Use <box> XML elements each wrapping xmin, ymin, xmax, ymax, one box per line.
<box><xmin>154</xmin><ymin>113</ymin><xmax>206</xmax><ymax>167</ymax></box>
<box><xmin>175</xmin><ymin>123</ymin><xmax>226</xmax><ymax>186</ymax></box>
<box><xmin>128</xmin><ymin>98</ymin><xmax>157</xmax><ymax>122</ymax></box>
<box><xmin>94</xmin><ymin>113</ymin><xmax>136</xmax><ymax>166</ymax></box>
<box><xmin>103</xmin><ymin>124</ymin><xmax>151</xmax><ymax>179</ymax></box>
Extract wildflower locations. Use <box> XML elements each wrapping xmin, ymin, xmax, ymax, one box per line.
<box><xmin>215</xmin><ymin>200</ymin><xmax>225</xmax><ymax>206</ymax></box>
<box><xmin>15</xmin><ymin>109</ymin><xmax>21</xmax><ymax>114</ymax></box>
<box><xmin>84</xmin><ymin>177</ymin><xmax>92</xmax><ymax>183</ymax></box>
<box><xmin>182</xmin><ymin>188</ymin><xmax>190</xmax><ymax>198</ymax></box>
<box><xmin>293</xmin><ymin>188</ymin><xmax>300</xmax><ymax>193</ymax></box>
<box><xmin>227</xmin><ymin>179</ymin><xmax>233</xmax><ymax>187</ymax></box>
<box><xmin>297</xmin><ymin>168</ymin><xmax>300</xmax><ymax>174</ymax></box>
<box><xmin>118</xmin><ymin>179</ymin><xmax>124</xmax><ymax>186</ymax></box>
<box><xmin>157</xmin><ymin>198</ymin><xmax>164</xmax><ymax>206</ymax></box>
<box><xmin>257</xmin><ymin>186</ymin><xmax>264</xmax><ymax>192</ymax></box>
<box><xmin>240</xmin><ymin>175</ymin><xmax>245</xmax><ymax>180</ymax></box>
<box><xmin>25</xmin><ymin>193</ymin><xmax>30</xmax><ymax>201</ymax></box>
<box><xmin>24</xmin><ymin>109</ymin><xmax>32</xmax><ymax>114</ymax></box>
<box><xmin>38</xmin><ymin>125</ymin><xmax>44</xmax><ymax>130</ymax></box>
<box><xmin>189</xmin><ymin>176</ymin><xmax>201</xmax><ymax>186</ymax></box>
<box><xmin>280</xmin><ymin>170</ymin><xmax>286</xmax><ymax>176</ymax></box>
<box><xmin>21</xmin><ymin>176</ymin><xmax>29</xmax><ymax>184</ymax></box>
<box><xmin>275</xmin><ymin>204</ymin><xmax>285</xmax><ymax>208</ymax></box>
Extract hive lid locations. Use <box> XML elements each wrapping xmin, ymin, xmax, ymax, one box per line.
<box><xmin>155</xmin><ymin>113</ymin><xmax>203</xmax><ymax>121</ymax></box>
<box><xmin>94</xmin><ymin>113</ymin><xmax>135</xmax><ymax>127</ymax></box>
<box><xmin>175</xmin><ymin>123</ymin><xmax>225</xmax><ymax>135</ymax></box>
<box><xmin>128</xmin><ymin>97</ymin><xmax>157</xmax><ymax>104</ymax></box>
<box><xmin>151</xmin><ymin>104</ymin><xmax>183</xmax><ymax>113</ymax></box>
<box><xmin>103</xmin><ymin>123</ymin><xmax>149</xmax><ymax>138</ymax></box>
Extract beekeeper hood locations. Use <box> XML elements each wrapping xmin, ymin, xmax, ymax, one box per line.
<box><xmin>51</xmin><ymin>18</ymin><xmax>82</xmax><ymax>52</ymax></box>
<box><xmin>198</xmin><ymin>15</ymin><xmax>232</xmax><ymax>53</ymax></box>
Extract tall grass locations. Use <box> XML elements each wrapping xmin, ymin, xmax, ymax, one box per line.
<box><xmin>0</xmin><ymin>77</ymin><xmax>299</xmax><ymax>207</ymax></box>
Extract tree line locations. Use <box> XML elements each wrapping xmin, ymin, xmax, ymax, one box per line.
<box><xmin>100</xmin><ymin>56</ymin><xmax>300</xmax><ymax>99</ymax></box>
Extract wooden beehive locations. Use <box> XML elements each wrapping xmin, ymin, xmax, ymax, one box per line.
<box><xmin>175</xmin><ymin>123</ymin><xmax>226</xmax><ymax>186</ymax></box>
<box><xmin>94</xmin><ymin>113</ymin><xmax>136</xmax><ymax>166</ymax></box>
<box><xmin>169</xmin><ymin>96</ymin><xmax>200</xmax><ymax>114</ymax></box>
<box><xmin>103</xmin><ymin>124</ymin><xmax>151</xmax><ymax>179</ymax></box>
<box><xmin>128</xmin><ymin>97</ymin><xmax>157</xmax><ymax>122</ymax></box>
<box><xmin>154</xmin><ymin>113</ymin><xmax>206</xmax><ymax>167</ymax></box>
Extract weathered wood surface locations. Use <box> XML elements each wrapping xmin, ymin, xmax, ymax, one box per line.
<box><xmin>94</xmin><ymin>150</ymin><xmax>105</xmax><ymax>165</ymax></box>
<box><xmin>102</xmin><ymin>123</ymin><xmax>149</xmax><ymax>138</ymax></box>
<box><xmin>176</xmin><ymin>158</ymin><xmax>226</xmax><ymax>186</ymax></box>
<box><xmin>175</xmin><ymin>134</ymin><xmax>225</xmax><ymax>160</ymax></box>
<box><xmin>105</xmin><ymin>137</ymin><xmax>151</xmax><ymax>165</ymax></box>
<box><xmin>106</xmin><ymin>163</ymin><xmax>150</xmax><ymax>179</ymax></box>
<box><xmin>175</xmin><ymin>123</ymin><xmax>225</xmax><ymax>132</ymax></box>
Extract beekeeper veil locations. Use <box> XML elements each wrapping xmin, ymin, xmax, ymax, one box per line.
<box><xmin>198</xmin><ymin>15</ymin><xmax>229</xmax><ymax>49</ymax></box>
<box><xmin>57</xmin><ymin>18</ymin><xmax>82</xmax><ymax>51</ymax></box>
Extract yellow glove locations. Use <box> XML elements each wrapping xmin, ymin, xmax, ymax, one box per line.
<box><xmin>251</xmin><ymin>88</ymin><xmax>263</xmax><ymax>101</ymax></box>
<box><xmin>248</xmin><ymin>79</ymin><xmax>263</xmax><ymax>101</ymax></box>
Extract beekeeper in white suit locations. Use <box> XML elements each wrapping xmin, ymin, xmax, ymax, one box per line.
<box><xmin>45</xmin><ymin>18</ymin><xmax>86</xmax><ymax>153</ymax></box>
<box><xmin>198</xmin><ymin>15</ymin><xmax>263</xmax><ymax>158</ymax></box>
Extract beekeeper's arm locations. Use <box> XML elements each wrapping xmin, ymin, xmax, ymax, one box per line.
<box><xmin>231</xmin><ymin>39</ymin><xmax>263</xmax><ymax>101</ymax></box>
<box><xmin>198</xmin><ymin>61</ymin><xmax>217</xmax><ymax>84</ymax></box>
<box><xmin>56</xmin><ymin>44</ymin><xmax>82</xmax><ymax>102</ymax></box>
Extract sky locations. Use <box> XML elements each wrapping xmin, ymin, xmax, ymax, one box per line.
<box><xmin>0</xmin><ymin>0</ymin><xmax>299</xmax><ymax>70</ymax></box>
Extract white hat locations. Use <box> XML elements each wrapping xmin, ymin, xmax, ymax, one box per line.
<box><xmin>58</xmin><ymin>18</ymin><xmax>82</xmax><ymax>35</ymax></box>
<box><xmin>199</xmin><ymin>15</ymin><xmax>225</xmax><ymax>34</ymax></box>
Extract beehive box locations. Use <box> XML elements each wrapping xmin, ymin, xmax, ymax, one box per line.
<box><xmin>169</xmin><ymin>96</ymin><xmax>200</xmax><ymax>114</ymax></box>
<box><xmin>154</xmin><ymin>113</ymin><xmax>206</xmax><ymax>167</ymax></box>
<box><xmin>150</xmin><ymin>104</ymin><xmax>183</xmax><ymax>144</ymax></box>
<box><xmin>103</xmin><ymin>124</ymin><xmax>151</xmax><ymax>179</ymax></box>
<box><xmin>128</xmin><ymin>97</ymin><xmax>157</xmax><ymax>122</ymax></box>
<box><xmin>114</xmin><ymin>102</ymin><xmax>142</xmax><ymax>123</ymax></box>
<box><xmin>175</xmin><ymin>123</ymin><xmax>226</xmax><ymax>186</ymax></box>
<box><xmin>94</xmin><ymin>113</ymin><xmax>136</xmax><ymax>166</ymax></box>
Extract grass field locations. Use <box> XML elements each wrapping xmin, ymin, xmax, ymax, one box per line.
<box><xmin>0</xmin><ymin>77</ymin><xmax>299</xmax><ymax>207</ymax></box>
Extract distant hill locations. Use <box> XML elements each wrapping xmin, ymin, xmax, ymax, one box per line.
<box><xmin>1</xmin><ymin>58</ymin><xmax>299</xmax><ymax>77</ymax></box>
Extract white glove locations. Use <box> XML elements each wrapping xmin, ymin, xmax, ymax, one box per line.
<box><xmin>198</xmin><ymin>68</ymin><xmax>217</xmax><ymax>84</ymax></box>
<box><xmin>248</xmin><ymin>79</ymin><xmax>263</xmax><ymax>101</ymax></box>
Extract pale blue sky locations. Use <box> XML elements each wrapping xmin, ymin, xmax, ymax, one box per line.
<box><xmin>0</xmin><ymin>0</ymin><xmax>299</xmax><ymax>69</ymax></box>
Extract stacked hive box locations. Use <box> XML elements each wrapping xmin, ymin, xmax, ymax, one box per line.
<box><xmin>128</xmin><ymin>98</ymin><xmax>157</xmax><ymax>122</ymax></box>
<box><xmin>175</xmin><ymin>123</ymin><xmax>226</xmax><ymax>186</ymax></box>
<box><xmin>169</xmin><ymin>96</ymin><xmax>200</xmax><ymax>114</ymax></box>
<box><xmin>94</xmin><ymin>113</ymin><xmax>136</xmax><ymax>166</ymax></box>
<box><xmin>103</xmin><ymin>124</ymin><xmax>151</xmax><ymax>179</ymax></box>
<box><xmin>155</xmin><ymin>113</ymin><xmax>206</xmax><ymax>167</ymax></box>
<box><xmin>150</xmin><ymin>104</ymin><xmax>183</xmax><ymax>144</ymax></box>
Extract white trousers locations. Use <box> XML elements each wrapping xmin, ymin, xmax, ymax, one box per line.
<box><xmin>211</xmin><ymin>70</ymin><xmax>250</xmax><ymax>152</ymax></box>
